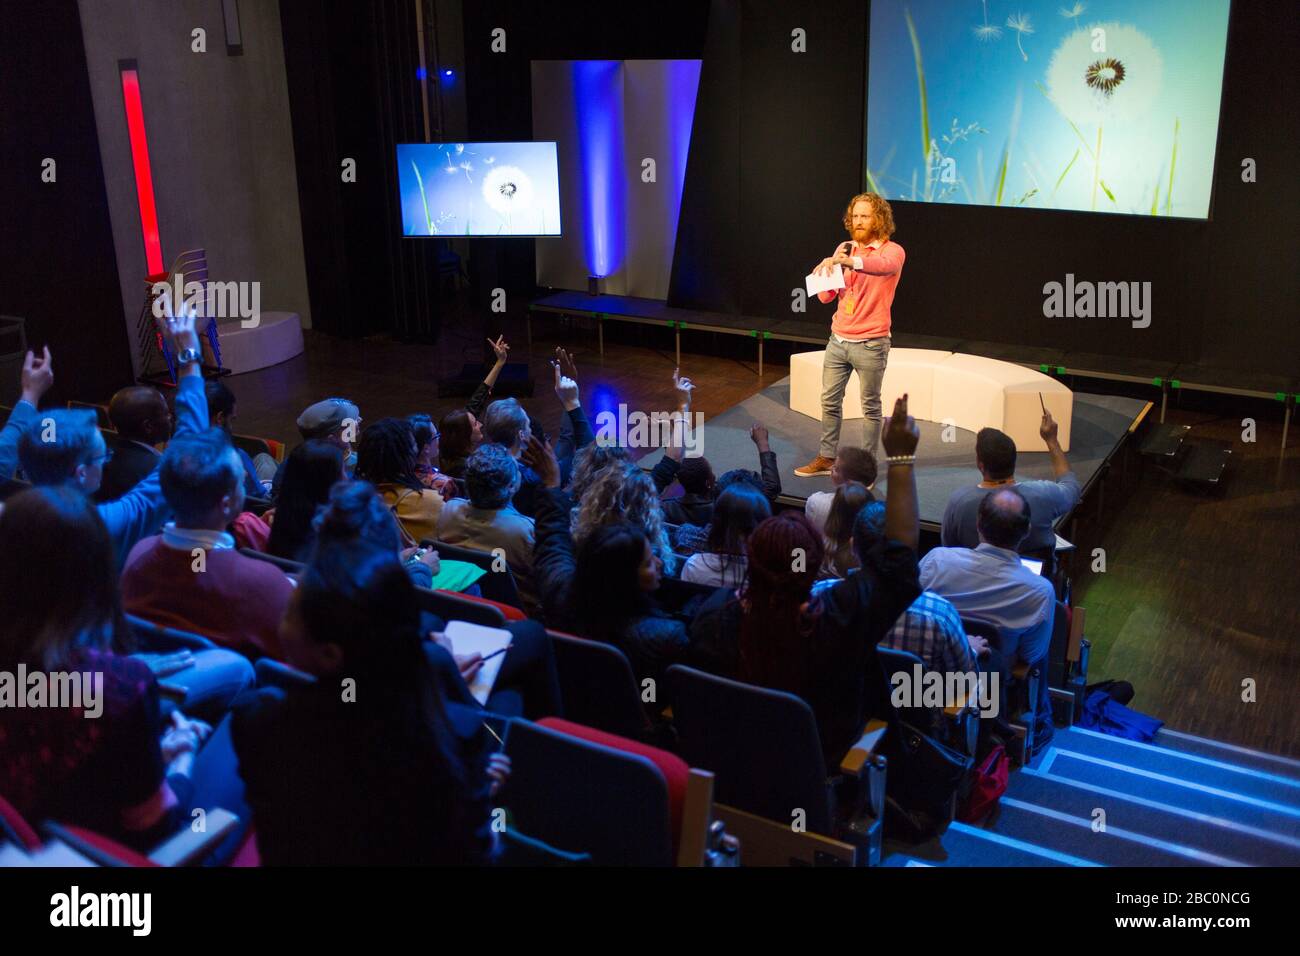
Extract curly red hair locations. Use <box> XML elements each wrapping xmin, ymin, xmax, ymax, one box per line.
<box><xmin>842</xmin><ymin>192</ymin><xmax>896</xmax><ymax>240</ymax></box>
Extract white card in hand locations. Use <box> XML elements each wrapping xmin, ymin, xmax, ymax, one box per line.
<box><xmin>805</xmin><ymin>268</ymin><xmax>845</xmax><ymax>296</ymax></box>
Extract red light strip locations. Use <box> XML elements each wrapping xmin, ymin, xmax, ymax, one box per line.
<box><xmin>119</xmin><ymin>66</ymin><xmax>164</xmax><ymax>277</ymax></box>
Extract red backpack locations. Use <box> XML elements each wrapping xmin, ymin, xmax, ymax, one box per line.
<box><xmin>957</xmin><ymin>744</ymin><xmax>1009</xmax><ymax>822</ymax></box>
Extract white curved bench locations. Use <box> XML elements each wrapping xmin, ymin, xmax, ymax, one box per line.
<box><xmin>789</xmin><ymin>348</ymin><xmax>1073</xmax><ymax>452</ymax></box>
<box><xmin>200</xmin><ymin>311</ymin><xmax>305</xmax><ymax>376</ymax></box>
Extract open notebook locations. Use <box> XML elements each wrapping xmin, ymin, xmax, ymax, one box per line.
<box><xmin>444</xmin><ymin>620</ymin><xmax>512</xmax><ymax>706</ymax></box>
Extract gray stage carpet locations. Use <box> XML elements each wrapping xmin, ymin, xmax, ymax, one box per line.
<box><xmin>640</xmin><ymin>377</ymin><xmax>1149</xmax><ymax>526</ymax></box>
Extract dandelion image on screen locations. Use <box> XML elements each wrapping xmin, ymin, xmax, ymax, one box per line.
<box><xmin>1046</xmin><ymin>23</ymin><xmax>1162</xmax><ymax>125</ymax></box>
<box><xmin>482</xmin><ymin>165</ymin><xmax>535</xmax><ymax>233</ymax></box>
<box><xmin>1046</xmin><ymin>22</ymin><xmax>1164</xmax><ymax>210</ymax></box>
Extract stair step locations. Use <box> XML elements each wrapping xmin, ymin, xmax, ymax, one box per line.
<box><xmin>987</xmin><ymin>798</ymin><xmax>1226</xmax><ymax>866</ymax></box>
<box><xmin>1042</xmin><ymin>750</ymin><xmax>1300</xmax><ymax>840</ymax></box>
<box><xmin>1154</xmin><ymin>729</ymin><xmax>1300</xmax><ymax>781</ymax></box>
<box><xmin>1045</xmin><ymin>727</ymin><xmax>1300</xmax><ymax>806</ymax></box>
<box><xmin>883</xmin><ymin>821</ymin><xmax>1096</xmax><ymax>867</ymax></box>
<box><xmin>1009</xmin><ymin>769</ymin><xmax>1300</xmax><ymax>866</ymax></box>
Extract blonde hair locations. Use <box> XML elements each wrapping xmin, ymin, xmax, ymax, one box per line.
<box><xmin>571</xmin><ymin>461</ymin><xmax>675</xmax><ymax>575</ymax></box>
<box><xmin>842</xmin><ymin>192</ymin><xmax>896</xmax><ymax>240</ymax></box>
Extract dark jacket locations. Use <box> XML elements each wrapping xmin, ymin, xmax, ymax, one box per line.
<box><xmin>94</xmin><ymin>439</ymin><xmax>160</xmax><ymax>503</ymax></box>
<box><xmin>688</xmin><ymin>542</ymin><xmax>921</xmax><ymax>767</ymax></box>
<box><xmin>650</xmin><ymin>449</ymin><xmax>782</xmax><ymax>503</ymax></box>
<box><xmin>533</xmin><ymin>486</ymin><xmax>689</xmax><ymax>692</ymax></box>
<box><xmin>661</xmin><ymin>493</ymin><xmax>713</xmax><ymax>527</ymax></box>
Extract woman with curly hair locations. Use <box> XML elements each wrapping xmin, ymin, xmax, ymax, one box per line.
<box><xmin>570</xmin><ymin>459</ymin><xmax>676</xmax><ymax>576</ymax></box>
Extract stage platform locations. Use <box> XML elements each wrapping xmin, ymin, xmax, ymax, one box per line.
<box><xmin>529</xmin><ymin>291</ymin><xmax>1296</xmax><ymax>451</ymax></box>
<box><xmin>639</xmin><ymin>377</ymin><xmax>1152</xmax><ymax>534</ymax></box>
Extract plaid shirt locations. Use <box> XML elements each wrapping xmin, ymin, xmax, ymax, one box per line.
<box><xmin>880</xmin><ymin>590</ymin><xmax>976</xmax><ymax>676</ymax></box>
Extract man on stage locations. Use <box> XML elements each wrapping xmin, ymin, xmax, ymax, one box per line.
<box><xmin>795</xmin><ymin>192</ymin><xmax>905</xmax><ymax>477</ymax></box>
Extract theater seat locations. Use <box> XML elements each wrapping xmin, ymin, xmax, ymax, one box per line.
<box><xmin>538</xmin><ymin>717</ymin><xmax>689</xmax><ymax>850</ymax></box>
<box><xmin>438</xmin><ymin>590</ymin><xmax>526</xmax><ymax>621</ymax></box>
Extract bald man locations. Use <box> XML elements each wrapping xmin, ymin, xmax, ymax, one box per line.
<box><xmin>95</xmin><ymin>386</ymin><xmax>174</xmax><ymax>502</ymax></box>
<box><xmin>918</xmin><ymin>487</ymin><xmax>1058</xmax><ymax>740</ymax></box>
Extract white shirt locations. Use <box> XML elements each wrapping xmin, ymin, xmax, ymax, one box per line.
<box><xmin>681</xmin><ymin>553</ymin><xmax>747</xmax><ymax>589</ymax></box>
<box><xmin>161</xmin><ymin>523</ymin><xmax>236</xmax><ymax>551</ymax></box>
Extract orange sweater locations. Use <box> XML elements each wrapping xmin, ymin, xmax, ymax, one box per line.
<box><xmin>816</xmin><ymin>239</ymin><xmax>906</xmax><ymax>339</ymax></box>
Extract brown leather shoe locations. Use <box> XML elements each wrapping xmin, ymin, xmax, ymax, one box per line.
<box><xmin>794</xmin><ymin>455</ymin><xmax>835</xmax><ymax>477</ymax></box>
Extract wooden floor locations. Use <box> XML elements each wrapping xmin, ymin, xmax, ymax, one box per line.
<box><xmin>198</xmin><ymin>305</ymin><xmax>1300</xmax><ymax>758</ymax></box>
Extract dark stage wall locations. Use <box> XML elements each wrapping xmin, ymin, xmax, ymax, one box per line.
<box><xmin>671</xmin><ymin>0</ymin><xmax>1300</xmax><ymax>380</ymax></box>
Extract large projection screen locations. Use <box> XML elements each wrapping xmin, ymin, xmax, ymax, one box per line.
<box><xmin>865</xmin><ymin>0</ymin><xmax>1231</xmax><ymax>219</ymax></box>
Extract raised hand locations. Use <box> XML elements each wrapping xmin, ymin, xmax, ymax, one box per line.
<box><xmin>20</xmin><ymin>347</ymin><xmax>53</xmax><ymax>406</ymax></box>
<box><xmin>1039</xmin><ymin>409</ymin><xmax>1059</xmax><ymax>445</ymax></box>
<box><xmin>881</xmin><ymin>393</ymin><xmax>920</xmax><ymax>458</ymax></box>
<box><xmin>672</xmin><ymin>367</ymin><xmax>695</xmax><ymax>411</ymax></box>
<box><xmin>488</xmin><ymin>335</ymin><xmax>510</xmax><ymax>365</ymax></box>
<box><xmin>749</xmin><ymin>423</ymin><xmax>770</xmax><ymax>452</ymax></box>
<box><xmin>552</xmin><ymin>348</ymin><xmax>580</xmax><ymax>411</ymax></box>
<box><xmin>522</xmin><ymin>433</ymin><xmax>561</xmax><ymax>489</ymax></box>
<box><xmin>554</xmin><ymin>346</ymin><xmax>578</xmax><ymax>379</ymax></box>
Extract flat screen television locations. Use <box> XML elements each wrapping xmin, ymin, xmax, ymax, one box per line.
<box><xmin>396</xmin><ymin>141</ymin><xmax>562</xmax><ymax>237</ymax></box>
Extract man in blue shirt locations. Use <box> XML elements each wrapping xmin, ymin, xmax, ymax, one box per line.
<box><xmin>921</xmin><ymin>487</ymin><xmax>1057</xmax><ymax>739</ymax></box>
<box><xmin>12</xmin><ymin>304</ymin><xmax>209</xmax><ymax>569</ymax></box>
<box><xmin>940</xmin><ymin>411</ymin><xmax>1079</xmax><ymax>561</ymax></box>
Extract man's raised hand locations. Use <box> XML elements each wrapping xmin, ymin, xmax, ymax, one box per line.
<box><xmin>881</xmin><ymin>393</ymin><xmax>920</xmax><ymax>459</ymax></box>
<box><xmin>20</xmin><ymin>347</ymin><xmax>53</xmax><ymax>407</ymax></box>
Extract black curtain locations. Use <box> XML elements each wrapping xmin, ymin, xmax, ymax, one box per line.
<box><xmin>279</xmin><ymin>0</ymin><xmax>441</xmax><ymax>342</ymax></box>
<box><xmin>0</xmin><ymin>0</ymin><xmax>133</xmax><ymax>403</ymax></box>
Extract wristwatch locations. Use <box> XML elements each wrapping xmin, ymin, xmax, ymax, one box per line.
<box><xmin>176</xmin><ymin>347</ymin><xmax>202</xmax><ymax>366</ymax></box>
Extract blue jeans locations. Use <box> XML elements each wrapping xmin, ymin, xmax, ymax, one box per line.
<box><xmin>819</xmin><ymin>336</ymin><xmax>890</xmax><ymax>459</ymax></box>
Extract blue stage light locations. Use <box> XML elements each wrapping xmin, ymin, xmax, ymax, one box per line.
<box><xmin>416</xmin><ymin>67</ymin><xmax>427</xmax><ymax>80</ymax></box>
<box><xmin>572</xmin><ymin>61</ymin><xmax>626</xmax><ymax>280</ymax></box>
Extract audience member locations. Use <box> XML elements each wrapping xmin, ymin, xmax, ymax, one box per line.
<box><xmin>820</xmin><ymin>480</ymin><xmax>872</xmax><ymax>578</ymax></box>
<box><xmin>265</xmin><ymin>439</ymin><xmax>346</xmax><ymax>563</ymax></box>
<box><xmin>689</xmin><ymin>395</ymin><xmax>922</xmax><ymax>767</ymax></box>
<box><xmin>311</xmin><ymin>481</ymin><xmax>560</xmax><ymax>718</ymax></box>
<box><xmin>941</xmin><ymin>412</ymin><xmax>1079</xmax><ymax>565</ymax></box>
<box><xmin>805</xmin><ymin>446</ymin><xmax>877</xmax><ymax>533</ymax></box>
<box><xmin>409</xmin><ymin>412</ymin><xmax>459</xmax><ymax>498</ymax></box>
<box><xmin>0</xmin><ymin>347</ymin><xmax>54</xmax><ymax>482</ymax></box>
<box><xmin>232</xmin><ymin>536</ymin><xmax>505</xmax><ymax>865</ymax></box>
<box><xmin>571</xmin><ymin>460</ymin><xmax>677</xmax><ymax>576</ymax></box>
<box><xmin>354</xmin><ymin>417</ymin><xmax>445</xmax><ymax>545</ymax></box>
<box><xmin>270</xmin><ymin>396</ymin><xmax>360</xmax><ymax>499</ymax></box>
<box><xmin>679</xmin><ymin>482</ymin><xmax>771</xmax><ymax>588</ymax></box>
<box><xmin>528</xmin><ymin>435</ymin><xmax>689</xmax><ymax>693</ymax></box>
<box><xmin>15</xmin><ymin>307</ymin><xmax>209</xmax><ymax>569</ymax></box>
<box><xmin>0</xmin><ymin>485</ymin><xmax>231</xmax><ymax>849</ymax></box>
<box><xmin>121</xmin><ymin>428</ymin><xmax>294</xmax><ymax>661</ymax></box>
<box><xmin>206</xmin><ymin>378</ymin><xmax>277</xmax><ymax>496</ymax></box>
<box><xmin>436</xmin><ymin>443</ymin><xmax>538</xmax><ymax>613</ymax></box>
<box><xmin>95</xmin><ymin>386</ymin><xmax>171</xmax><ymax>502</ymax></box>
<box><xmin>921</xmin><ymin>486</ymin><xmax>1056</xmax><ymax>740</ymax></box>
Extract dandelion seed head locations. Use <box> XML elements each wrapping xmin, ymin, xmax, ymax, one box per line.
<box><xmin>1047</xmin><ymin>22</ymin><xmax>1162</xmax><ymax>124</ymax></box>
<box><xmin>1006</xmin><ymin>13</ymin><xmax>1033</xmax><ymax>34</ymax></box>
<box><xmin>482</xmin><ymin>165</ymin><xmax>534</xmax><ymax>216</ymax></box>
<box><xmin>1060</xmin><ymin>2</ymin><xmax>1086</xmax><ymax>18</ymax></box>
<box><xmin>973</xmin><ymin>23</ymin><xmax>1002</xmax><ymax>41</ymax></box>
